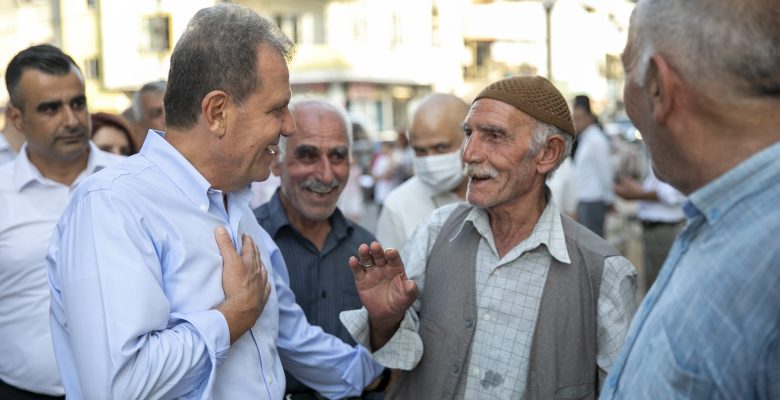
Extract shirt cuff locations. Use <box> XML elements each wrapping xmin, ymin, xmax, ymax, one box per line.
<box><xmin>340</xmin><ymin>307</ymin><xmax>422</xmax><ymax>370</ymax></box>
<box><xmin>178</xmin><ymin>309</ymin><xmax>231</xmax><ymax>367</ymax></box>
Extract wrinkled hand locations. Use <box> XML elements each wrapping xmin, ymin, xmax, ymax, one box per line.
<box><xmin>214</xmin><ymin>227</ymin><xmax>271</xmax><ymax>344</ymax></box>
<box><xmin>349</xmin><ymin>242</ymin><xmax>418</xmax><ymax>348</ymax></box>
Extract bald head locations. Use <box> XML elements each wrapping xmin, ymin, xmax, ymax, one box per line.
<box><xmin>409</xmin><ymin>93</ymin><xmax>469</xmax><ymax>157</ymax></box>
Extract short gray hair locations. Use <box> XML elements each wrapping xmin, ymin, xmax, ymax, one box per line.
<box><xmin>630</xmin><ymin>0</ymin><xmax>780</xmax><ymax>99</ymax></box>
<box><xmin>279</xmin><ymin>97</ymin><xmax>353</xmax><ymax>162</ymax></box>
<box><xmin>528</xmin><ymin>121</ymin><xmax>573</xmax><ymax>179</ymax></box>
<box><xmin>164</xmin><ymin>4</ymin><xmax>294</xmax><ymax>129</ymax></box>
<box><xmin>131</xmin><ymin>80</ymin><xmax>166</xmax><ymax>122</ymax></box>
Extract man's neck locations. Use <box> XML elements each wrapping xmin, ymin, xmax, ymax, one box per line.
<box><xmin>278</xmin><ymin>192</ymin><xmax>332</xmax><ymax>251</ymax></box>
<box><xmin>27</xmin><ymin>148</ymin><xmax>89</xmax><ymax>187</ymax></box>
<box><xmin>486</xmin><ymin>186</ymin><xmax>547</xmax><ymax>259</ymax></box>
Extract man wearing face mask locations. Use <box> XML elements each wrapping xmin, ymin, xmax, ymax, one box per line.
<box><xmin>376</xmin><ymin>93</ymin><xmax>469</xmax><ymax>250</ymax></box>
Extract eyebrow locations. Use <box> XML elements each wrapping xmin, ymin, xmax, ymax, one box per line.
<box><xmin>477</xmin><ymin>123</ymin><xmax>507</xmax><ymax>135</ymax></box>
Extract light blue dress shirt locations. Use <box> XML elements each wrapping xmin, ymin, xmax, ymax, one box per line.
<box><xmin>601</xmin><ymin>141</ymin><xmax>780</xmax><ymax>399</ymax></box>
<box><xmin>47</xmin><ymin>131</ymin><xmax>383</xmax><ymax>400</ymax></box>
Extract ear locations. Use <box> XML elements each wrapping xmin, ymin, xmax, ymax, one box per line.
<box><xmin>647</xmin><ymin>54</ymin><xmax>680</xmax><ymax>125</ymax></box>
<box><xmin>8</xmin><ymin>104</ymin><xmax>24</xmax><ymax>135</ymax></box>
<box><xmin>535</xmin><ymin>134</ymin><xmax>565</xmax><ymax>176</ymax></box>
<box><xmin>201</xmin><ymin>90</ymin><xmax>229</xmax><ymax>138</ymax></box>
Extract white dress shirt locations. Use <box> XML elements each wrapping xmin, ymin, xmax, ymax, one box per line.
<box><xmin>0</xmin><ymin>143</ymin><xmax>123</xmax><ymax>395</ymax></box>
<box><xmin>47</xmin><ymin>131</ymin><xmax>382</xmax><ymax>399</ymax></box>
<box><xmin>637</xmin><ymin>170</ymin><xmax>686</xmax><ymax>223</ymax></box>
<box><xmin>574</xmin><ymin>125</ymin><xmax>614</xmax><ymax>203</ymax></box>
<box><xmin>342</xmin><ymin>202</ymin><xmax>637</xmax><ymax>399</ymax></box>
<box><xmin>376</xmin><ymin>176</ymin><xmax>463</xmax><ymax>250</ymax></box>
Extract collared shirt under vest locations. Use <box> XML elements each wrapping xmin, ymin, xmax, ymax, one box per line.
<box><xmin>341</xmin><ymin>202</ymin><xmax>637</xmax><ymax>399</ymax></box>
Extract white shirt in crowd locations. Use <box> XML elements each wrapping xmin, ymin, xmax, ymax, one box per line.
<box><xmin>376</xmin><ymin>176</ymin><xmax>463</xmax><ymax>250</ymax></box>
<box><xmin>0</xmin><ymin>133</ymin><xmax>17</xmax><ymax>165</ymax></box>
<box><xmin>0</xmin><ymin>143</ymin><xmax>124</xmax><ymax>395</ymax></box>
<box><xmin>637</xmin><ymin>170</ymin><xmax>686</xmax><ymax>223</ymax></box>
<box><xmin>574</xmin><ymin>124</ymin><xmax>614</xmax><ymax>203</ymax></box>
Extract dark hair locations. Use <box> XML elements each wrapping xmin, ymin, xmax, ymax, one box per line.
<box><xmin>5</xmin><ymin>44</ymin><xmax>80</xmax><ymax>110</ymax></box>
<box><xmin>91</xmin><ymin>112</ymin><xmax>137</xmax><ymax>155</ymax></box>
<box><xmin>573</xmin><ymin>94</ymin><xmax>593</xmax><ymax>117</ymax></box>
<box><xmin>164</xmin><ymin>4</ymin><xmax>294</xmax><ymax>129</ymax></box>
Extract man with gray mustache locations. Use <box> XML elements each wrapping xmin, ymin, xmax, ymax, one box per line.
<box><xmin>342</xmin><ymin>76</ymin><xmax>637</xmax><ymax>399</ymax></box>
<box><xmin>254</xmin><ymin>98</ymin><xmax>388</xmax><ymax>399</ymax></box>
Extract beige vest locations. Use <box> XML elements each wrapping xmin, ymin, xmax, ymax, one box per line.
<box><xmin>388</xmin><ymin>205</ymin><xmax>618</xmax><ymax>400</ymax></box>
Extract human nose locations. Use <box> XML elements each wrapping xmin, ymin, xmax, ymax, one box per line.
<box><xmin>62</xmin><ymin>105</ymin><xmax>80</xmax><ymax>130</ymax></box>
<box><xmin>461</xmin><ymin>134</ymin><xmax>482</xmax><ymax>164</ymax></box>
<box><xmin>280</xmin><ymin>108</ymin><xmax>296</xmax><ymax>138</ymax></box>
<box><xmin>316</xmin><ymin>156</ymin><xmax>335</xmax><ymax>183</ymax></box>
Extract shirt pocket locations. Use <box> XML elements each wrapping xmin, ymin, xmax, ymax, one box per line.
<box><xmin>650</xmin><ymin>326</ymin><xmax>719</xmax><ymax>399</ymax></box>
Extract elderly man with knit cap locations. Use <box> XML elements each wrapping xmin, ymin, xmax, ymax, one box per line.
<box><xmin>341</xmin><ymin>76</ymin><xmax>637</xmax><ymax>399</ymax></box>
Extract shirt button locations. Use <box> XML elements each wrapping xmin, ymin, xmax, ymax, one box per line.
<box><xmin>320</xmin><ymin>291</ymin><xmax>327</xmax><ymax>299</ymax></box>
<box><xmin>472</xmin><ymin>367</ymin><xmax>480</xmax><ymax>376</ymax></box>
<box><xmin>464</xmin><ymin>319</ymin><xmax>473</xmax><ymax>328</ymax></box>
<box><xmin>451</xmin><ymin>364</ymin><xmax>460</xmax><ymax>374</ymax></box>
<box><xmin>484</xmin><ymin>314</ymin><xmax>491</xmax><ymax>321</ymax></box>
<box><xmin>268</xmin><ymin>377</ymin><xmax>273</xmax><ymax>385</ymax></box>
<box><xmin>199</xmin><ymin>204</ymin><xmax>207</xmax><ymax>212</ymax></box>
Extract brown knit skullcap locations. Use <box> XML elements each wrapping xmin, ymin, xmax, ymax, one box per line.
<box><xmin>474</xmin><ymin>76</ymin><xmax>575</xmax><ymax>136</ymax></box>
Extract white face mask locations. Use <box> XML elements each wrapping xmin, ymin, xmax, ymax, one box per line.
<box><xmin>413</xmin><ymin>150</ymin><xmax>464</xmax><ymax>193</ymax></box>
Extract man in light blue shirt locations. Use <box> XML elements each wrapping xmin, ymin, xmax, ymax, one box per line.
<box><xmin>602</xmin><ymin>0</ymin><xmax>780</xmax><ymax>398</ymax></box>
<box><xmin>47</xmin><ymin>4</ymin><xmax>384</xmax><ymax>399</ymax></box>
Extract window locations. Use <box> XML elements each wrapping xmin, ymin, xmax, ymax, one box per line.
<box><xmin>274</xmin><ymin>14</ymin><xmax>299</xmax><ymax>44</ymax></box>
<box><xmin>84</xmin><ymin>58</ymin><xmax>100</xmax><ymax>79</ymax></box>
<box><xmin>143</xmin><ymin>15</ymin><xmax>171</xmax><ymax>53</ymax></box>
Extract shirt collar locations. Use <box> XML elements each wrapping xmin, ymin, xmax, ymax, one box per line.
<box><xmin>452</xmin><ymin>200</ymin><xmax>571</xmax><ymax>264</ymax></box>
<box><xmin>687</xmin><ymin>141</ymin><xmax>780</xmax><ymax>225</ymax></box>
<box><xmin>12</xmin><ymin>141</ymin><xmax>115</xmax><ymax>192</ymax></box>
<box><xmin>139</xmin><ymin>130</ymin><xmax>213</xmax><ymax>209</ymax></box>
<box><xmin>264</xmin><ymin>188</ymin><xmax>354</xmax><ymax>239</ymax></box>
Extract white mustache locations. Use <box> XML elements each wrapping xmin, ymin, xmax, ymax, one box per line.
<box><xmin>463</xmin><ymin>163</ymin><xmax>498</xmax><ymax>179</ymax></box>
<box><xmin>302</xmin><ymin>178</ymin><xmax>340</xmax><ymax>194</ymax></box>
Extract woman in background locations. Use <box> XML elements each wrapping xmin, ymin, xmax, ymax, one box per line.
<box><xmin>91</xmin><ymin>112</ymin><xmax>136</xmax><ymax>156</ymax></box>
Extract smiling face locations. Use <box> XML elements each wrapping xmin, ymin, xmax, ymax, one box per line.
<box><xmin>10</xmin><ymin>67</ymin><xmax>90</xmax><ymax>167</ymax></box>
<box><xmin>217</xmin><ymin>43</ymin><xmax>295</xmax><ymax>191</ymax></box>
<box><xmin>461</xmin><ymin>98</ymin><xmax>546</xmax><ymax>211</ymax></box>
<box><xmin>273</xmin><ymin>102</ymin><xmax>350</xmax><ymax>224</ymax></box>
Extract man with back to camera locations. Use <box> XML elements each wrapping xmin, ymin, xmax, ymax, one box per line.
<box><xmin>0</xmin><ymin>44</ymin><xmax>124</xmax><ymax>400</ymax></box>
<box><xmin>254</xmin><ymin>97</ymin><xmax>390</xmax><ymax>399</ymax></box>
<box><xmin>376</xmin><ymin>93</ymin><xmax>469</xmax><ymax>250</ymax></box>
<box><xmin>600</xmin><ymin>0</ymin><xmax>779</xmax><ymax>398</ymax></box>
<box><xmin>46</xmin><ymin>5</ymin><xmax>387</xmax><ymax>399</ymax></box>
<box><xmin>341</xmin><ymin>76</ymin><xmax>637</xmax><ymax>399</ymax></box>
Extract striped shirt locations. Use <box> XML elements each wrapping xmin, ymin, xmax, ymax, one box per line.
<box><xmin>255</xmin><ymin>190</ymin><xmax>376</xmax><ymax>394</ymax></box>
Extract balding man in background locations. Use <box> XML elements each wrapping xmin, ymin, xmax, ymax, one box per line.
<box><xmin>128</xmin><ymin>80</ymin><xmax>166</xmax><ymax>149</ymax></box>
<box><xmin>376</xmin><ymin>93</ymin><xmax>469</xmax><ymax>250</ymax></box>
